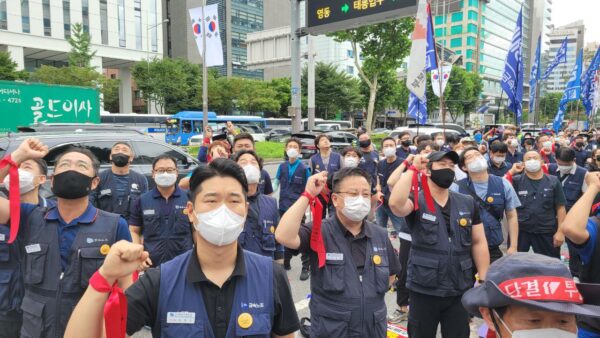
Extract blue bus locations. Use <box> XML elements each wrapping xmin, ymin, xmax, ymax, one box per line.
<box><xmin>165</xmin><ymin>111</ymin><xmax>266</xmax><ymax>145</ymax></box>
<box><xmin>100</xmin><ymin>113</ymin><xmax>171</xmax><ymax>140</ymax></box>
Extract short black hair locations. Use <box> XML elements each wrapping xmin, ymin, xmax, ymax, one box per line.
<box><xmin>233</xmin><ymin>149</ymin><xmax>263</xmax><ymax>170</ymax></box>
<box><xmin>556</xmin><ymin>146</ymin><xmax>576</xmax><ymax>162</ymax></box>
<box><xmin>26</xmin><ymin>158</ymin><xmax>48</xmax><ymax>176</ymax></box>
<box><xmin>575</xmin><ymin>134</ymin><xmax>586</xmax><ymax>140</ymax></box>
<box><xmin>111</xmin><ymin>142</ymin><xmax>132</xmax><ymax>151</ymax></box>
<box><xmin>152</xmin><ymin>154</ymin><xmax>177</xmax><ymax>170</ymax></box>
<box><xmin>341</xmin><ymin>147</ymin><xmax>362</xmax><ymax>158</ymax></box>
<box><xmin>233</xmin><ymin>133</ymin><xmax>255</xmax><ymax>146</ymax></box>
<box><xmin>415</xmin><ymin>134</ymin><xmax>432</xmax><ymax>144</ymax></box>
<box><xmin>314</xmin><ymin>134</ymin><xmax>331</xmax><ymax>148</ymax></box>
<box><xmin>54</xmin><ymin>147</ymin><xmax>100</xmax><ymax>176</ymax></box>
<box><xmin>396</xmin><ymin>131</ymin><xmax>411</xmax><ymax>140</ymax></box>
<box><xmin>285</xmin><ymin>137</ymin><xmax>302</xmax><ymax>149</ymax></box>
<box><xmin>189</xmin><ymin>158</ymin><xmax>248</xmax><ymax>202</ymax></box>
<box><xmin>331</xmin><ymin>167</ymin><xmax>371</xmax><ymax>193</ymax></box>
<box><xmin>381</xmin><ymin>136</ymin><xmax>396</xmax><ymax>148</ymax></box>
<box><xmin>445</xmin><ymin>134</ymin><xmax>459</xmax><ymax>145</ymax></box>
<box><xmin>490</xmin><ymin>141</ymin><xmax>508</xmax><ymax>154</ymax></box>
<box><xmin>524</xmin><ymin>138</ymin><xmax>535</xmax><ymax>146</ymax></box>
<box><xmin>458</xmin><ymin>146</ymin><xmax>480</xmax><ymax>171</ymax></box>
<box><xmin>417</xmin><ymin>140</ymin><xmax>433</xmax><ymax>154</ymax></box>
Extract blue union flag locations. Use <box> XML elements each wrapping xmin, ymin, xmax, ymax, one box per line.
<box><xmin>500</xmin><ymin>7</ymin><xmax>524</xmax><ymax>126</ymax></box>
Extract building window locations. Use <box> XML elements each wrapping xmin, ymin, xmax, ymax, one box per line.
<box><xmin>134</xmin><ymin>0</ymin><xmax>142</xmax><ymax>50</ymax></box>
<box><xmin>450</xmin><ymin>25</ymin><xmax>462</xmax><ymax>35</ymax></box>
<box><xmin>435</xmin><ymin>28</ymin><xmax>445</xmax><ymax>36</ymax></box>
<box><xmin>63</xmin><ymin>0</ymin><xmax>71</xmax><ymax>38</ymax></box>
<box><xmin>118</xmin><ymin>0</ymin><xmax>126</xmax><ymax>47</ymax></box>
<box><xmin>435</xmin><ymin>15</ymin><xmax>445</xmax><ymax>25</ymax></box>
<box><xmin>451</xmin><ymin>12</ymin><xmax>463</xmax><ymax>22</ymax></box>
<box><xmin>0</xmin><ymin>0</ymin><xmax>8</xmax><ymax>30</ymax></box>
<box><xmin>22</xmin><ymin>0</ymin><xmax>30</xmax><ymax>33</ymax></box>
<box><xmin>347</xmin><ymin>49</ymin><xmax>353</xmax><ymax>58</ymax></box>
<box><xmin>466</xmin><ymin>49</ymin><xmax>474</xmax><ymax>59</ymax></box>
<box><xmin>468</xmin><ymin>0</ymin><xmax>478</xmax><ymax>6</ymax></box>
<box><xmin>347</xmin><ymin>65</ymin><xmax>354</xmax><ymax>75</ymax></box>
<box><xmin>467</xmin><ymin>23</ymin><xmax>477</xmax><ymax>34</ymax></box>
<box><xmin>450</xmin><ymin>38</ymin><xmax>462</xmax><ymax>48</ymax></box>
<box><xmin>468</xmin><ymin>10</ymin><xmax>478</xmax><ymax>21</ymax></box>
<box><xmin>82</xmin><ymin>0</ymin><xmax>89</xmax><ymax>33</ymax></box>
<box><xmin>100</xmin><ymin>0</ymin><xmax>108</xmax><ymax>44</ymax></box>
<box><xmin>41</xmin><ymin>0</ymin><xmax>51</xmax><ymax>36</ymax></box>
<box><xmin>467</xmin><ymin>36</ymin><xmax>476</xmax><ymax>46</ymax></box>
<box><xmin>466</xmin><ymin>62</ymin><xmax>473</xmax><ymax>71</ymax></box>
<box><xmin>150</xmin><ymin>0</ymin><xmax>158</xmax><ymax>52</ymax></box>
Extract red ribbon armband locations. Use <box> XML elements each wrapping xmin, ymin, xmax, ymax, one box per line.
<box><xmin>89</xmin><ymin>271</ymin><xmax>128</xmax><ymax>338</ymax></box>
<box><xmin>0</xmin><ymin>155</ymin><xmax>20</xmax><ymax>244</ymax></box>
<box><xmin>302</xmin><ymin>191</ymin><xmax>326</xmax><ymax>269</ymax></box>
<box><xmin>301</xmin><ymin>191</ymin><xmax>316</xmax><ymax>202</ymax></box>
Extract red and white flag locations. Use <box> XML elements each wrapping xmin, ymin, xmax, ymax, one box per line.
<box><xmin>406</xmin><ymin>0</ymin><xmax>429</xmax><ymax>100</ymax></box>
<box><xmin>189</xmin><ymin>4</ymin><xmax>224</xmax><ymax>67</ymax></box>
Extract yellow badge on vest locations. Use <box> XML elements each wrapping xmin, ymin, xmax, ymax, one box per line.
<box><xmin>270</xmin><ymin>226</ymin><xmax>275</xmax><ymax>234</ymax></box>
<box><xmin>238</xmin><ymin>312</ymin><xmax>253</xmax><ymax>329</ymax></box>
<box><xmin>373</xmin><ymin>254</ymin><xmax>382</xmax><ymax>265</ymax></box>
<box><xmin>487</xmin><ymin>196</ymin><xmax>494</xmax><ymax>203</ymax></box>
<box><xmin>100</xmin><ymin>244</ymin><xmax>111</xmax><ymax>256</ymax></box>
<box><xmin>459</xmin><ymin>218</ymin><xmax>468</xmax><ymax>227</ymax></box>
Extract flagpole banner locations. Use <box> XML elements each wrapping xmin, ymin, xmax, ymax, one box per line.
<box><xmin>529</xmin><ymin>35</ymin><xmax>541</xmax><ymax>115</ymax></box>
<box><xmin>431</xmin><ymin>65</ymin><xmax>451</xmax><ymax>97</ymax></box>
<box><xmin>408</xmin><ymin>91</ymin><xmax>427</xmax><ymax>124</ymax></box>
<box><xmin>582</xmin><ymin>47</ymin><xmax>600</xmax><ymax>117</ymax></box>
<box><xmin>406</xmin><ymin>0</ymin><xmax>428</xmax><ymax>100</ymax></box>
<box><xmin>500</xmin><ymin>7</ymin><xmax>524</xmax><ymax>126</ymax></box>
<box><xmin>541</xmin><ymin>36</ymin><xmax>568</xmax><ymax>80</ymax></box>
<box><xmin>553</xmin><ymin>49</ymin><xmax>582</xmax><ymax>132</ymax></box>
<box><xmin>189</xmin><ymin>4</ymin><xmax>224</xmax><ymax>67</ymax></box>
<box><xmin>425</xmin><ymin>4</ymin><xmax>438</xmax><ymax>73</ymax></box>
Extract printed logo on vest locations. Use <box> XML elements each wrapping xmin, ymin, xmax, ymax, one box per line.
<box><xmin>166</xmin><ymin>311</ymin><xmax>196</xmax><ymax>324</ymax></box>
<box><xmin>326</xmin><ymin>252</ymin><xmax>344</xmax><ymax>261</ymax></box>
<box><xmin>143</xmin><ymin>209</ymin><xmax>156</xmax><ymax>215</ymax></box>
<box><xmin>25</xmin><ymin>243</ymin><xmax>41</xmax><ymax>253</ymax></box>
<box><xmin>87</xmin><ymin>237</ymin><xmax>109</xmax><ymax>244</ymax></box>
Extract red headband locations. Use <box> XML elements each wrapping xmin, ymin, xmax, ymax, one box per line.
<box><xmin>498</xmin><ymin>276</ymin><xmax>583</xmax><ymax>304</ymax></box>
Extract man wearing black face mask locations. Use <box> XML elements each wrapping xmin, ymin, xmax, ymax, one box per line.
<box><xmin>358</xmin><ymin>132</ymin><xmax>379</xmax><ymax>206</ymax></box>
<box><xmin>0</xmin><ymin>138</ymin><xmax>132</xmax><ymax>338</ymax></box>
<box><xmin>90</xmin><ymin>142</ymin><xmax>148</xmax><ymax>221</ymax></box>
<box><xmin>396</xmin><ymin>131</ymin><xmax>416</xmax><ymax>160</ymax></box>
<box><xmin>389</xmin><ymin>151</ymin><xmax>489</xmax><ymax>338</ymax></box>
<box><xmin>572</xmin><ymin>134</ymin><xmax>590</xmax><ymax>167</ymax></box>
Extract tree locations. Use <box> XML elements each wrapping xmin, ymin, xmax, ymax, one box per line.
<box><xmin>539</xmin><ymin>93</ymin><xmax>563</xmax><ymax>121</ymax></box>
<box><xmin>444</xmin><ymin>66</ymin><xmax>483</xmax><ymax>123</ymax></box>
<box><xmin>132</xmin><ymin>58</ymin><xmax>191</xmax><ymax>114</ymax></box>
<box><xmin>268</xmin><ymin>77</ymin><xmax>291</xmax><ymax>117</ymax></box>
<box><xmin>0</xmin><ymin>51</ymin><xmax>28</xmax><ymax>81</ymax></box>
<box><xmin>238</xmin><ymin>80</ymin><xmax>280</xmax><ymax>114</ymax></box>
<box><xmin>301</xmin><ymin>62</ymin><xmax>363</xmax><ymax>119</ymax></box>
<box><xmin>330</xmin><ymin>18</ymin><xmax>414</xmax><ymax>131</ymax></box>
<box><xmin>68</xmin><ymin>23</ymin><xmax>97</xmax><ymax>68</ymax></box>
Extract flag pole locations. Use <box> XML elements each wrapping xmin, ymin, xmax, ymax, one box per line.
<box><xmin>201</xmin><ymin>0</ymin><xmax>209</xmax><ymax>131</ymax></box>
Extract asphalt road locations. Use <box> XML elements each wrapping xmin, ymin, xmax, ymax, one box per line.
<box><xmin>132</xmin><ymin>161</ymin><xmax>483</xmax><ymax>337</ymax></box>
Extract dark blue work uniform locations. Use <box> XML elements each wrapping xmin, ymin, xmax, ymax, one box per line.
<box><xmin>19</xmin><ymin>203</ymin><xmax>131</xmax><ymax>338</ymax></box>
<box><xmin>487</xmin><ymin>159</ymin><xmax>511</xmax><ymax>177</ymax></box>
<box><xmin>396</xmin><ymin>146</ymin><xmax>415</xmax><ymax>161</ymax></box>
<box><xmin>155</xmin><ymin>249</ymin><xmax>274</xmax><ymax>337</ymax></box>
<box><xmin>506</xmin><ymin>149</ymin><xmax>523</xmax><ymax>165</ymax></box>
<box><xmin>310</xmin><ymin>152</ymin><xmax>342</xmax><ymax>174</ymax></box>
<box><xmin>90</xmin><ymin>169</ymin><xmax>148</xmax><ymax>221</ymax></box>
<box><xmin>239</xmin><ymin>193</ymin><xmax>283</xmax><ymax>259</ymax></box>
<box><xmin>359</xmin><ymin>149</ymin><xmax>379</xmax><ymax>193</ymax></box>
<box><xmin>277</xmin><ymin>161</ymin><xmax>309</xmax><ymax>213</ymax></box>
<box><xmin>513</xmin><ymin>174</ymin><xmax>563</xmax><ymax>258</ymax></box>
<box><xmin>130</xmin><ymin>187</ymin><xmax>192</xmax><ymax>267</ymax></box>
<box><xmin>258</xmin><ymin>170</ymin><xmax>273</xmax><ymax>195</ymax></box>
<box><xmin>574</xmin><ymin>148</ymin><xmax>590</xmax><ymax>168</ymax></box>
<box><xmin>376</xmin><ymin>157</ymin><xmax>404</xmax><ymax>233</ymax></box>
<box><xmin>0</xmin><ymin>197</ymin><xmax>53</xmax><ymax>337</ymax></box>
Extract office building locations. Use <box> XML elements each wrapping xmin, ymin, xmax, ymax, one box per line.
<box><xmin>543</xmin><ymin>21</ymin><xmax>585</xmax><ymax>93</ymax></box>
<box><xmin>163</xmin><ymin>0</ymin><xmax>264</xmax><ymax>79</ymax></box>
<box><xmin>0</xmin><ymin>0</ymin><xmax>164</xmax><ymax>114</ymax></box>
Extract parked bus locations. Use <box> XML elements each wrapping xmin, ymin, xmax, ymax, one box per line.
<box><xmin>100</xmin><ymin>113</ymin><xmax>171</xmax><ymax>139</ymax></box>
<box><xmin>264</xmin><ymin>118</ymin><xmax>352</xmax><ymax>130</ymax></box>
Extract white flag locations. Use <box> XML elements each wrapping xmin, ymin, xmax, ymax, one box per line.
<box><xmin>431</xmin><ymin>65</ymin><xmax>452</xmax><ymax>97</ymax></box>
<box><xmin>189</xmin><ymin>4</ymin><xmax>224</xmax><ymax>67</ymax></box>
<box><xmin>406</xmin><ymin>0</ymin><xmax>428</xmax><ymax>100</ymax></box>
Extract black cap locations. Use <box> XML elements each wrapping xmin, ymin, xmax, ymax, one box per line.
<box><xmin>427</xmin><ymin>151</ymin><xmax>459</xmax><ymax>164</ymax></box>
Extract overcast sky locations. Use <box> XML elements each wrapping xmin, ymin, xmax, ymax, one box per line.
<box><xmin>552</xmin><ymin>0</ymin><xmax>599</xmax><ymax>45</ymax></box>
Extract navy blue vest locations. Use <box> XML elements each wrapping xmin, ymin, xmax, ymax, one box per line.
<box><xmin>310</xmin><ymin>152</ymin><xmax>342</xmax><ymax>174</ymax></box>
<box><xmin>574</xmin><ymin>148</ymin><xmax>590</xmax><ymax>167</ymax></box>
<box><xmin>513</xmin><ymin>174</ymin><xmax>559</xmax><ymax>233</ymax></box>
<box><xmin>359</xmin><ymin>150</ymin><xmax>379</xmax><ymax>192</ymax></box>
<box><xmin>139</xmin><ymin>188</ymin><xmax>192</xmax><ymax>266</ymax></box>
<box><xmin>156</xmin><ymin>249</ymin><xmax>274</xmax><ymax>338</ymax></box>
<box><xmin>456</xmin><ymin>176</ymin><xmax>506</xmax><ymax>247</ymax></box>
<box><xmin>377</xmin><ymin>158</ymin><xmax>402</xmax><ymax>202</ymax></box>
<box><xmin>506</xmin><ymin>150</ymin><xmax>523</xmax><ymax>165</ymax></box>
<box><xmin>278</xmin><ymin>161</ymin><xmax>307</xmax><ymax>212</ymax></box>
<box><xmin>487</xmin><ymin>160</ymin><xmax>511</xmax><ymax>177</ymax></box>
<box><xmin>257</xmin><ymin>169</ymin><xmax>271</xmax><ymax>195</ymax></box>
<box><xmin>92</xmin><ymin>169</ymin><xmax>146</xmax><ymax>220</ymax></box>
<box><xmin>407</xmin><ymin>191</ymin><xmax>476</xmax><ymax>297</ymax></box>
<box><xmin>20</xmin><ymin>206</ymin><xmax>119</xmax><ymax>338</ymax></box>
<box><xmin>309</xmin><ymin>217</ymin><xmax>389</xmax><ymax>338</ymax></box>
<box><xmin>239</xmin><ymin>194</ymin><xmax>279</xmax><ymax>258</ymax></box>
<box><xmin>0</xmin><ymin>197</ymin><xmax>52</xmax><ymax>320</ymax></box>
<box><xmin>396</xmin><ymin>146</ymin><xmax>415</xmax><ymax>161</ymax></box>
<box><xmin>548</xmin><ymin>164</ymin><xmax>586</xmax><ymax>211</ymax></box>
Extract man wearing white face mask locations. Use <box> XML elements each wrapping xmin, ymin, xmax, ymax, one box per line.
<box><xmin>129</xmin><ymin>154</ymin><xmax>192</xmax><ymax>269</ymax></box>
<box><xmin>506</xmin><ymin>151</ymin><xmax>567</xmax><ymax>259</ymax></box>
<box><xmin>276</xmin><ymin>167</ymin><xmax>400</xmax><ymax>337</ymax></box>
<box><xmin>537</xmin><ymin>134</ymin><xmax>557</xmax><ymax>164</ymax></box>
<box><xmin>64</xmin><ymin>159</ymin><xmax>300</xmax><ymax>338</ymax></box>
<box><xmin>0</xmin><ymin>158</ymin><xmax>53</xmax><ymax>337</ymax></box>
<box><xmin>234</xmin><ymin>150</ymin><xmax>284</xmax><ymax>262</ymax></box>
<box><xmin>377</xmin><ymin>137</ymin><xmax>405</xmax><ymax>238</ymax></box>
<box><xmin>462</xmin><ymin>253</ymin><xmax>600</xmax><ymax>338</ymax></box>
<box><xmin>505</xmin><ymin>135</ymin><xmax>523</xmax><ymax>166</ymax></box>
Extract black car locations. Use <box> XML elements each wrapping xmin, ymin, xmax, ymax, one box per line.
<box><xmin>266</xmin><ymin>128</ymin><xmax>291</xmax><ymax>142</ymax></box>
<box><xmin>0</xmin><ymin>130</ymin><xmax>200</xmax><ymax>195</ymax></box>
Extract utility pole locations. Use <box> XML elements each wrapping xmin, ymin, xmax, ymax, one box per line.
<box><xmin>290</xmin><ymin>0</ymin><xmax>302</xmax><ymax>133</ymax></box>
<box><xmin>308</xmin><ymin>35</ymin><xmax>316</xmax><ymax>131</ymax></box>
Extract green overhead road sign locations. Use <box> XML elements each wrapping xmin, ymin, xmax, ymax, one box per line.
<box><xmin>306</xmin><ymin>0</ymin><xmax>417</xmax><ymax>34</ymax></box>
<box><xmin>0</xmin><ymin>81</ymin><xmax>100</xmax><ymax>133</ymax></box>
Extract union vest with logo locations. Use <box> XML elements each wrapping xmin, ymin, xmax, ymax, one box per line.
<box><xmin>239</xmin><ymin>194</ymin><xmax>279</xmax><ymax>258</ymax></box>
<box><xmin>512</xmin><ymin>174</ymin><xmax>558</xmax><ymax>233</ymax></box>
<box><xmin>156</xmin><ymin>249</ymin><xmax>274</xmax><ymax>337</ymax></box>
<box><xmin>407</xmin><ymin>191</ymin><xmax>476</xmax><ymax>297</ymax></box>
<box><xmin>93</xmin><ymin>169</ymin><xmax>146</xmax><ymax>219</ymax></box>
<box><xmin>20</xmin><ymin>206</ymin><xmax>120</xmax><ymax>338</ymax></box>
<box><xmin>309</xmin><ymin>217</ymin><xmax>390</xmax><ymax>338</ymax></box>
<box><xmin>278</xmin><ymin>161</ymin><xmax>307</xmax><ymax>212</ymax></box>
<box><xmin>548</xmin><ymin>164</ymin><xmax>587</xmax><ymax>211</ymax></box>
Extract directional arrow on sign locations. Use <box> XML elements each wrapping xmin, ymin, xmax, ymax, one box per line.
<box><xmin>341</xmin><ymin>3</ymin><xmax>349</xmax><ymax>13</ymax></box>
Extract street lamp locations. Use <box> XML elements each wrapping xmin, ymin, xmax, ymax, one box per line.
<box><xmin>146</xmin><ymin>18</ymin><xmax>169</xmax><ymax>114</ymax></box>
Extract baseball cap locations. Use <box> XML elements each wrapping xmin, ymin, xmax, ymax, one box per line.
<box><xmin>427</xmin><ymin>150</ymin><xmax>459</xmax><ymax>164</ymax></box>
<box><xmin>462</xmin><ymin>253</ymin><xmax>600</xmax><ymax>318</ymax></box>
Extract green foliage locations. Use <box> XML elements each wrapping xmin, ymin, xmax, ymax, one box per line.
<box><xmin>444</xmin><ymin>66</ymin><xmax>483</xmax><ymax>122</ymax></box>
<box><xmin>330</xmin><ymin>18</ymin><xmax>414</xmax><ymax>130</ymax></box>
<box><xmin>254</xmin><ymin>141</ymin><xmax>285</xmax><ymax>159</ymax></box>
<box><xmin>102</xmin><ymin>77</ymin><xmax>120</xmax><ymax>113</ymax></box>
<box><xmin>301</xmin><ymin>62</ymin><xmax>363</xmax><ymax>119</ymax></box>
<box><xmin>539</xmin><ymin>93</ymin><xmax>563</xmax><ymax>120</ymax></box>
<box><xmin>67</xmin><ymin>23</ymin><xmax>97</xmax><ymax>68</ymax></box>
<box><xmin>0</xmin><ymin>51</ymin><xmax>28</xmax><ymax>81</ymax></box>
<box><xmin>210</xmin><ymin>76</ymin><xmax>281</xmax><ymax>114</ymax></box>
<box><xmin>268</xmin><ymin>77</ymin><xmax>291</xmax><ymax>117</ymax></box>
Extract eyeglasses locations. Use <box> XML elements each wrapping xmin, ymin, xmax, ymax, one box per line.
<box><xmin>154</xmin><ymin>168</ymin><xmax>177</xmax><ymax>174</ymax></box>
<box><xmin>336</xmin><ymin>191</ymin><xmax>372</xmax><ymax>199</ymax></box>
